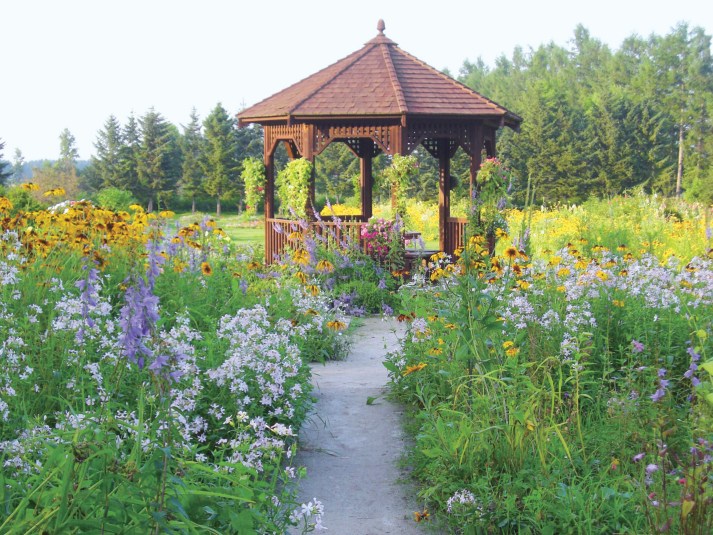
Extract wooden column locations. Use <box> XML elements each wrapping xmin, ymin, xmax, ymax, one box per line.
<box><xmin>360</xmin><ymin>152</ymin><xmax>373</xmax><ymax>221</ymax></box>
<box><xmin>469</xmin><ymin>125</ymin><xmax>484</xmax><ymax>199</ymax></box>
<box><xmin>438</xmin><ymin>139</ymin><xmax>451</xmax><ymax>253</ymax></box>
<box><xmin>263</xmin><ymin>146</ymin><xmax>275</xmax><ymax>263</ymax></box>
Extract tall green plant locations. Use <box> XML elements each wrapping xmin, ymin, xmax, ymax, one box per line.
<box><xmin>241</xmin><ymin>157</ymin><xmax>265</xmax><ymax>216</ymax></box>
<box><xmin>381</xmin><ymin>154</ymin><xmax>418</xmax><ymax>223</ymax></box>
<box><xmin>276</xmin><ymin>158</ymin><xmax>312</xmax><ymax>219</ymax></box>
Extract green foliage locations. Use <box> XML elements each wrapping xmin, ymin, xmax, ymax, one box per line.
<box><xmin>4</xmin><ymin>185</ymin><xmax>46</xmax><ymax>212</ymax></box>
<box><xmin>95</xmin><ymin>187</ymin><xmax>137</xmax><ymax>211</ymax></box>
<box><xmin>276</xmin><ymin>158</ymin><xmax>312</xmax><ymax>219</ymax></box>
<box><xmin>202</xmin><ymin>103</ymin><xmax>238</xmax><ymax>216</ymax></box>
<box><xmin>0</xmin><ymin>139</ymin><xmax>13</xmax><ymax>186</ymax></box>
<box><xmin>381</xmin><ymin>154</ymin><xmax>419</xmax><ymax>223</ymax></box>
<box><xmin>241</xmin><ymin>157</ymin><xmax>265</xmax><ymax>216</ymax></box>
<box><xmin>179</xmin><ymin>109</ymin><xmax>206</xmax><ymax>212</ymax></box>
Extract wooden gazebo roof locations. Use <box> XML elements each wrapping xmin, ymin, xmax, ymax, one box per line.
<box><xmin>238</xmin><ymin>20</ymin><xmax>521</xmax><ymax>129</ymax></box>
<box><xmin>239</xmin><ymin>20</ymin><xmax>521</xmax><ymax>262</ymax></box>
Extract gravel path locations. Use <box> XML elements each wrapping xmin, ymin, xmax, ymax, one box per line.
<box><xmin>291</xmin><ymin>316</ymin><xmax>425</xmax><ymax>535</ymax></box>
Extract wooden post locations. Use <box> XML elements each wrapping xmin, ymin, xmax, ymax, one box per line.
<box><xmin>438</xmin><ymin>139</ymin><xmax>451</xmax><ymax>253</ymax></box>
<box><xmin>360</xmin><ymin>151</ymin><xmax>373</xmax><ymax>221</ymax></box>
<box><xmin>264</xmin><ymin>148</ymin><xmax>275</xmax><ymax>263</ymax></box>
<box><xmin>469</xmin><ymin>125</ymin><xmax>484</xmax><ymax>200</ymax></box>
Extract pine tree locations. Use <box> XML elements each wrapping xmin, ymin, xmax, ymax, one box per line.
<box><xmin>180</xmin><ymin>108</ymin><xmax>205</xmax><ymax>213</ymax></box>
<box><xmin>120</xmin><ymin>113</ymin><xmax>142</xmax><ymax>199</ymax></box>
<box><xmin>202</xmin><ymin>103</ymin><xmax>238</xmax><ymax>216</ymax></box>
<box><xmin>12</xmin><ymin>148</ymin><xmax>25</xmax><ymax>183</ymax></box>
<box><xmin>57</xmin><ymin>128</ymin><xmax>79</xmax><ymax>175</ymax></box>
<box><xmin>0</xmin><ymin>139</ymin><xmax>11</xmax><ymax>186</ymax></box>
<box><xmin>137</xmin><ymin>108</ymin><xmax>179</xmax><ymax>212</ymax></box>
<box><xmin>92</xmin><ymin>115</ymin><xmax>125</xmax><ymax>189</ymax></box>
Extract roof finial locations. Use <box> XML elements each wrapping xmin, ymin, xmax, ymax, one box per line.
<box><xmin>377</xmin><ymin>19</ymin><xmax>385</xmax><ymax>35</ymax></box>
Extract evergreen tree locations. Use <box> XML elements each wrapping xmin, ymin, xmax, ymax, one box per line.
<box><xmin>92</xmin><ymin>115</ymin><xmax>125</xmax><ymax>189</ymax></box>
<box><xmin>137</xmin><ymin>108</ymin><xmax>179</xmax><ymax>212</ymax></box>
<box><xmin>12</xmin><ymin>148</ymin><xmax>25</xmax><ymax>183</ymax></box>
<box><xmin>120</xmin><ymin>113</ymin><xmax>142</xmax><ymax>199</ymax></box>
<box><xmin>0</xmin><ymin>139</ymin><xmax>11</xmax><ymax>186</ymax></box>
<box><xmin>202</xmin><ymin>103</ymin><xmax>238</xmax><ymax>216</ymax></box>
<box><xmin>57</xmin><ymin>128</ymin><xmax>79</xmax><ymax>175</ymax></box>
<box><xmin>180</xmin><ymin>108</ymin><xmax>205</xmax><ymax>213</ymax></box>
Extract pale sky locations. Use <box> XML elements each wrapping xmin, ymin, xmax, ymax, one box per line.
<box><xmin>2</xmin><ymin>0</ymin><xmax>712</xmax><ymax>161</ymax></box>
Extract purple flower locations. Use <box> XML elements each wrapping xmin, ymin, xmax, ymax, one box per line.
<box><xmin>378</xmin><ymin>278</ymin><xmax>387</xmax><ymax>290</ymax></box>
<box><xmin>239</xmin><ymin>279</ymin><xmax>248</xmax><ymax>295</ymax></box>
<box><xmin>650</xmin><ymin>388</ymin><xmax>666</xmax><ymax>402</ymax></box>
<box><xmin>632</xmin><ymin>340</ymin><xmax>645</xmax><ymax>353</ymax></box>
<box><xmin>687</xmin><ymin>346</ymin><xmax>701</xmax><ymax>362</ymax></box>
<box><xmin>633</xmin><ymin>452</ymin><xmax>645</xmax><ymax>462</ymax></box>
<box><xmin>657</xmin><ymin>368</ymin><xmax>667</xmax><ymax>377</ymax></box>
<box><xmin>382</xmin><ymin>303</ymin><xmax>394</xmax><ymax>316</ymax></box>
<box><xmin>645</xmin><ymin>463</ymin><xmax>659</xmax><ymax>474</ymax></box>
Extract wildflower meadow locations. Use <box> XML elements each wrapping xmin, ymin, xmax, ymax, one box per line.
<box><xmin>0</xmin><ymin>177</ymin><xmax>711</xmax><ymax>534</ymax></box>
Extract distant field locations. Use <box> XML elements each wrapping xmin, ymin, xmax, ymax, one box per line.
<box><xmin>174</xmin><ymin>212</ymin><xmax>263</xmax><ymax>244</ymax></box>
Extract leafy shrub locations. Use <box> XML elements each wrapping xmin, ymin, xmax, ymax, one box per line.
<box><xmin>95</xmin><ymin>186</ymin><xmax>137</xmax><ymax>211</ymax></box>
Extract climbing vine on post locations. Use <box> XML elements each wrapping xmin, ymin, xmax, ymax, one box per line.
<box><xmin>382</xmin><ymin>154</ymin><xmax>418</xmax><ymax>222</ymax></box>
<box><xmin>468</xmin><ymin>157</ymin><xmax>511</xmax><ymax>254</ymax></box>
<box><xmin>276</xmin><ymin>158</ymin><xmax>313</xmax><ymax>219</ymax></box>
<box><xmin>241</xmin><ymin>157</ymin><xmax>265</xmax><ymax>216</ymax></box>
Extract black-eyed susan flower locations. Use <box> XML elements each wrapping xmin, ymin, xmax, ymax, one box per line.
<box><xmin>21</xmin><ymin>182</ymin><xmax>39</xmax><ymax>191</ymax></box>
<box><xmin>305</xmin><ymin>284</ymin><xmax>319</xmax><ymax>296</ymax></box>
<box><xmin>294</xmin><ymin>271</ymin><xmax>308</xmax><ymax>284</ymax></box>
<box><xmin>316</xmin><ymin>259</ymin><xmax>334</xmax><ymax>273</ymax></box>
<box><xmin>402</xmin><ymin>363</ymin><xmax>427</xmax><ymax>376</ymax></box>
<box><xmin>201</xmin><ymin>262</ymin><xmax>212</xmax><ymax>276</ymax></box>
<box><xmin>504</xmin><ymin>246</ymin><xmax>518</xmax><ymax>260</ymax></box>
<box><xmin>413</xmin><ymin>509</ymin><xmax>430</xmax><ymax>522</ymax></box>
<box><xmin>326</xmin><ymin>320</ymin><xmax>347</xmax><ymax>331</ymax></box>
<box><xmin>292</xmin><ymin>249</ymin><xmax>310</xmax><ymax>265</ymax></box>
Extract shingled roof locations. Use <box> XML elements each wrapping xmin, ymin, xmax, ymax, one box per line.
<box><xmin>238</xmin><ymin>21</ymin><xmax>521</xmax><ymax>129</ymax></box>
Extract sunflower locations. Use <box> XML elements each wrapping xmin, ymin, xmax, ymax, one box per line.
<box><xmin>201</xmin><ymin>262</ymin><xmax>213</xmax><ymax>276</ymax></box>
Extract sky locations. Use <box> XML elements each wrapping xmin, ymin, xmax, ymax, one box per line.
<box><xmin>1</xmin><ymin>0</ymin><xmax>712</xmax><ymax>162</ymax></box>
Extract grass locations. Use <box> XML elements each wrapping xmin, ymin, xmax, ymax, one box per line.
<box><xmin>175</xmin><ymin>211</ymin><xmax>264</xmax><ymax>244</ymax></box>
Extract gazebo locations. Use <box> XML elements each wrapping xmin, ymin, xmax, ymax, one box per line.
<box><xmin>238</xmin><ymin>20</ymin><xmax>521</xmax><ymax>263</ymax></box>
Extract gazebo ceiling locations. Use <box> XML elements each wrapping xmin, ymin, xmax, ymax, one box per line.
<box><xmin>238</xmin><ymin>20</ymin><xmax>522</xmax><ymax>130</ymax></box>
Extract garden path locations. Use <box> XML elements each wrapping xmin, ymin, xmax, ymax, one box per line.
<box><xmin>292</xmin><ymin>316</ymin><xmax>425</xmax><ymax>535</ymax></box>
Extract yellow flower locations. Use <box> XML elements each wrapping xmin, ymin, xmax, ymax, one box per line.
<box><xmin>516</xmin><ymin>280</ymin><xmax>530</xmax><ymax>290</ymax></box>
<box><xmin>158</xmin><ymin>210</ymin><xmax>175</xmax><ymax>218</ymax></box>
<box><xmin>402</xmin><ymin>363</ymin><xmax>427</xmax><ymax>376</ymax></box>
<box><xmin>556</xmin><ymin>285</ymin><xmax>566</xmax><ymax>293</ymax></box>
<box><xmin>413</xmin><ymin>509</ymin><xmax>430</xmax><ymax>522</ymax></box>
<box><xmin>595</xmin><ymin>270</ymin><xmax>609</xmax><ymax>282</ymax></box>
<box><xmin>556</xmin><ymin>267</ymin><xmax>571</xmax><ymax>277</ymax></box>
<box><xmin>21</xmin><ymin>182</ymin><xmax>39</xmax><ymax>191</ymax></box>
<box><xmin>504</xmin><ymin>246</ymin><xmax>518</xmax><ymax>259</ymax></box>
<box><xmin>292</xmin><ymin>249</ymin><xmax>310</xmax><ymax>265</ymax></box>
<box><xmin>129</xmin><ymin>204</ymin><xmax>144</xmax><ymax>212</ymax></box>
<box><xmin>549</xmin><ymin>256</ymin><xmax>562</xmax><ymax>266</ymax></box>
<box><xmin>248</xmin><ymin>261</ymin><xmax>262</xmax><ymax>270</ymax></box>
<box><xmin>43</xmin><ymin>187</ymin><xmax>66</xmax><ymax>197</ymax></box>
<box><xmin>288</xmin><ymin>231</ymin><xmax>303</xmax><ymax>241</ymax></box>
<box><xmin>428</xmin><ymin>347</ymin><xmax>443</xmax><ymax>356</ymax></box>
<box><xmin>326</xmin><ymin>320</ymin><xmax>347</xmax><ymax>331</ymax></box>
<box><xmin>0</xmin><ymin>197</ymin><xmax>13</xmax><ymax>212</ymax></box>
<box><xmin>495</xmin><ymin>227</ymin><xmax>508</xmax><ymax>239</ymax></box>
<box><xmin>305</xmin><ymin>284</ymin><xmax>320</xmax><ymax>296</ymax></box>
<box><xmin>201</xmin><ymin>262</ymin><xmax>212</xmax><ymax>276</ymax></box>
<box><xmin>503</xmin><ymin>340</ymin><xmax>515</xmax><ymax>349</ymax></box>
<box><xmin>294</xmin><ymin>271</ymin><xmax>308</xmax><ymax>283</ymax></box>
<box><xmin>612</xmin><ymin>299</ymin><xmax>625</xmax><ymax>307</ymax></box>
<box><xmin>506</xmin><ymin>347</ymin><xmax>520</xmax><ymax>357</ymax></box>
<box><xmin>316</xmin><ymin>259</ymin><xmax>334</xmax><ymax>273</ymax></box>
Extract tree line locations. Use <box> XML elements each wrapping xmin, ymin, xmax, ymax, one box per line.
<box><xmin>1</xmin><ymin>23</ymin><xmax>711</xmax><ymax>210</ymax></box>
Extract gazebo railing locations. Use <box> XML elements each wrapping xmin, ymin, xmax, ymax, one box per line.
<box><xmin>446</xmin><ymin>217</ymin><xmax>468</xmax><ymax>255</ymax></box>
<box><xmin>266</xmin><ymin>217</ymin><xmax>366</xmax><ymax>262</ymax></box>
<box><xmin>266</xmin><ymin>216</ymin><xmax>468</xmax><ymax>263</ymax></box>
